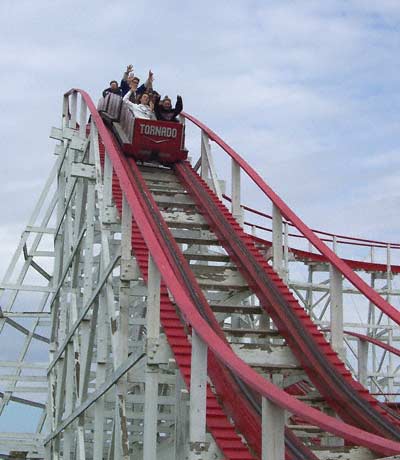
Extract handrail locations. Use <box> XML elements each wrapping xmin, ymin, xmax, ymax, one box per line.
<box><xmin>64</xmin><ymin>88</ymin><xmax>400</xmax><ymax>455</ymax></box>
<box><xmin>319</xmin><ymin>328</ymin><xmax>400</xmax><ymax>358</ymax></box>
<box><xmin>222</xmin><ymin>194</ymin><xmax>400</xmax><ymax>249</ymax></box>
<box><xmin>250</xmin><ymin>232</ymin><xmax>400</xmax><ymax>274</ymax></box>
<box><xmin>182</xmin><ymin>111</ymin><xmax>400</xmax><ymax>328</ymax></box>
<box><xmin>344</xmin><ymin>330</ymin><xmax>400</xmax><ymax>358</ymax></box>
<box><xmin>245</xmin><ymin>219</ymin><xmax>398</xmax><ymax>251</ymax></box>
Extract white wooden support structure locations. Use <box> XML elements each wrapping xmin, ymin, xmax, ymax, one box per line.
<box><xmin>261</xmin><ymin>396</ymin><xmax>285</xmax><ymax>460</ymax></box>
<box><xmin>143</xmin><ymin>254</ymin><xmax>161</xmax><ymax>460</ymax></box>
<box><xmin>358</xmin><ymin>338</ymin><xmax>369</xmax><ymax>387</ymax></box>
<box><xmin>283</xmin><ymin>221</ymin><xmax>289</xmax><ymax>283</ymax></box>
<box><xmin>200</xmin><ymin>131</ymin><xmax>210</xmax><ymax>182</ymax></box>
<box><xmin>272</xmin><ymin>204</ymin><xmax>284</xmax><ymax>278</ymax></box>
<box><xmin>189</xmin><ymin>330</ymin><xmax>209</xmax><ymax>459</ymax></box>
<box><xmin>200</xmin><ymin>131</ymin><xmax>223</xmax><ymax>199</ymax></box>
<box><xmin>4</xmin><ymin>88</ymin><xmax>400</xmax><ymax>460</ymax></box>
<box><xmin>231</xmin><ymin>159</ymin><xmax>243</xmax><ymax>227</ymax></box>
<box><xmin>386</xmin><ymin>244</ymin><xmax>395</xmax><ymax>402</ymax></box>
<box><xmin>79</xmin><ymin>97</ymin><xmax>88</xmax><ymax>138</ymax></box>
<box><xmin>329</xmin><ymin>266</ymin><xmax>345</xmax><ymax>359</ymax></box>
<box><xmin>175</xmin><ymin>374</ymin><xmax>189</xmax><ymax>460</ymax></box>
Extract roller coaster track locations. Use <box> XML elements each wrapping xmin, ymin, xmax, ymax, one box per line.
<box><xmin>105</xmin><ymin>144</ymin><xmax>319</xmax><ymax>460</ymax></box>
<box><xmin>82</xmin><ymin>88</ymin><xmax>400</xmax><ymax>455</ymax></box>
<box><xmin>2</xmin><ymin>89</ymin><xmax>400</xmax><ymax>459</ymax></box>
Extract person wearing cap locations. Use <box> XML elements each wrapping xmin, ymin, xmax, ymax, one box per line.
<box><xmin>154</xmin><ymin>94</ymin><xmax>183</xmax><ymax>122</ymax></box>
<box><xmin>102</xmin><ymin>80</ymin><xmax>123</xmax><ymax>98</ymax></box>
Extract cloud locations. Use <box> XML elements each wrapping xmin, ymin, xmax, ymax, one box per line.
<box><xmin>0</xmin><ymin>1</ymin><xmax>399</xmax><ymax>320</ymax></box>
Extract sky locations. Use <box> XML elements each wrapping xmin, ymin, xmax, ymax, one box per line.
<box><xmin>0</xmin><ymin>0</ymin><xmax>399</xmax><ymax>263</ymax></box>
<box><xmin>0</xmin><ymin>0</ymin><xmax>400</xmax><ymax>434</ymax></box>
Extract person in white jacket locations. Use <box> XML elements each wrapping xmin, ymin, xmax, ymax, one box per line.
<box><xmin>123</xmin><ymin>92</ymin><xmax>156</xmax><ymax>120</ymax></box>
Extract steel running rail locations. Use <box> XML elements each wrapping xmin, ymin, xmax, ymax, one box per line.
<box><xmin>67</xmin><ymin>89</ymin><xmax>400</xmax><ymax>457</ymax></box>
<box><xmin>182</xmin><ymin>112</ymin><xmax>400</xmax><ymax>327</ymax></box>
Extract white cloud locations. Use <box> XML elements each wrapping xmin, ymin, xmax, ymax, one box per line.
<box><xmin>0</xmin><ymin>0</ymin><xmax>399</xmax><ymax>271</ymax></box>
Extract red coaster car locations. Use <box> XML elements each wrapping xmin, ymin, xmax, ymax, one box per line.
<box><xmin>98</xmin><ymin>93</ymin><xmax>188</xmax><ymax>165</ymax></box>
<box><xmin>123</xmin><ymin>118</ymin><xmax>187</xmax><ymax>164</ymax></box>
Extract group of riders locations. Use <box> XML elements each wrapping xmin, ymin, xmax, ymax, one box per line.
<box><xmin>102</xmin><ymin>65</ymin><xmax>183</xmax><ymax>123</ymax></box>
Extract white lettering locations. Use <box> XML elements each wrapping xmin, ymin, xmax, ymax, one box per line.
<box><xmin>140</xmin><ymin>123</ymin><xmax>179</xmax><ymax>139</ymax></box>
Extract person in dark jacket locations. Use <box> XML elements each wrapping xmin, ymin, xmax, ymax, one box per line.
<box><xmin>120</xmin><ymin>66</ymin><xmax>154</xmax><ymax>98</ymax></box>
<box><xmin>120</xmin><ymin>64</ymin><xmax>134</xmax><ymax>96</ymax></box>
<box><xmin>154</xmin><ymin>95</ymin><xmax>183</xmax><ymax>122</ymax></box>
<box><xmin>102</xmin><ymin>80</ymin><xmax>122</xmax><ymax>98</ymax></box>
<box><xmin>122</xmin><ymin>76</ymin><xmax>147</xmax><ymax>103</ymax></box>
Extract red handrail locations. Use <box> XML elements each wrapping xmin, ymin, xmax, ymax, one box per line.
<box><xmin>344</xmin><ymin>330</ymin><xmax>400</xmax><ymax>358</ymax></box>
<box><xmin>222</xmin><ymin>194</ymin><xmax>400</xmax><ymax>249</ymax></box>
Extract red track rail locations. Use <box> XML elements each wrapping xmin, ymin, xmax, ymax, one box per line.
<box><xmin>68</xmin><ymin>89</ymin><xmax>400</xmax><ymax>456</ymax></box>
<box><xmin>110</xmin><ymin>152</ymin><xmax>320</xmax><ymax>459</ymax></box>
<box><xmin>102</xmin><ymin>151</ymin><xmax>257</xmax><ymax>459</ymax></box>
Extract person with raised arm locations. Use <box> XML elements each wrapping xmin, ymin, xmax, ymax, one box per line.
<box><xmin>124</xmin><ymin>92</ymin><xmax>156</xmax><ymax>120</ymax></box>
<box><xmin>123</xmin><ymin>76</ymin><xmax>143</xmax><ymax>103</ymax></box>
<box><xmin>154</xmin><ymin>94</ymin><xmax>183</xmax><ymax>122</ymax></box>
<box><xmin>120</xmin><ymin>64</ymin><xmax>135</xmax><ymax>96</ymax></box>
<box><xmin>121</xmin><ymin>66</ymin><xmax>154</xmax><ymax>98</ymax></box>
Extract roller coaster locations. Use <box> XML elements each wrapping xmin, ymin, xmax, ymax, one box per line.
<box><xmin>0</xmin><ymin>88</ymin><xmax>400</xmax><ymax>459</ymax></box>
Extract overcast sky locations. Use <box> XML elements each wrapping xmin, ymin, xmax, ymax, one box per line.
<box><xmin>1</xmin><ymin>0</ymin><xmax>400</xmax><ymax>266</ymax></box>
<box><xmin>0</xmin><ymin>0</ymin><xmax>399</xmax><ymax>436</ymax></box>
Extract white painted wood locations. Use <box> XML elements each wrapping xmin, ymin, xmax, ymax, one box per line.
<box><xmin>231</xmin><ymin>159</ymin><xmax>243</xmax><ymax>226</ymax></box>
<box><xmin>175</xmin><ymin>373</ymin><xmax>189</xmax><ymax>460</ymax></box>
<box><xmin>358</xmin><ymin>339</ymin><xmax>369</xmax><ymax>387</ymax></box>
<box><xmin>272</xmin><ymin>204</ymin><xmax>283</xmax><ymax>277</ymax></box>
<box><xmin>143</xmin><ymin>254</ymin><xmax>161</xmax><ymax>460</ymax></box>
<box><xmin>262</xmin><ymin>396</ymin><xmax>285</xmax><ymax>460</ymax></box>
<box><xmin>189</xmin><ymin>330</ymin><xmax>209</xmax><ymax>459</ymax></box>
<box><xmin>329</xmin><ymin>264</ymin><xmax>345</xmax><ymax>359</ymax></box>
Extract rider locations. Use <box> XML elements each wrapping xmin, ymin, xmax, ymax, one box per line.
<box><xmin>102</xmin><ymin>80</ymin><xmax>122</xmax><ymax>98</ymax></box>
<box><xmin>123</xmin><ymin>92</ymin><xmax>156</xmax><ymax>120</ymax></box>
<box><xmin>154</xmin><ymin>94</ymin><xmax>183</xmax><ymax>122</ymax></box>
